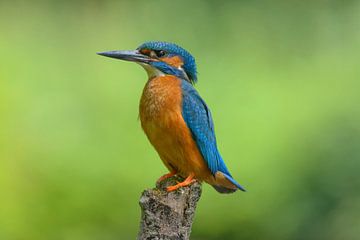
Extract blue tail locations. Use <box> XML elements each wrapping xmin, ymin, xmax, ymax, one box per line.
<box><xmin>212</xmin><ymin>171</ymin><xmax>246</xmax><ymax>194</ymax></box>
<box><xmin>212</xmin><ymin>155</ymin><xmax>246</xmax><ymax>193</ymax></box>
<box><xmin>222</xmin><ymin>172</ymin><xmax>246</xmax><ymax>192</ymax></box>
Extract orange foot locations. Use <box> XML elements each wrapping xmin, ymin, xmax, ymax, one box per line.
<box><xmin>166</xmin><ymin>173</ymin><xmax>196</xmax><ymax>192</ymax></box>
<box><xmin>156</xmin><ymin>171</ymin><xmax>177</xmax><ymax>184</ymax></box>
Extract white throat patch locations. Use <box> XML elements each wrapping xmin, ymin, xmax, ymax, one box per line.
<box><xmin>138</xmin><ymin>63</ymin><xmax>165</xmax><ymax>78</ymax></box>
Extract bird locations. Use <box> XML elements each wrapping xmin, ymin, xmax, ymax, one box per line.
<box><xmin>97</xmin><ymin>41</ymin><xmax>245</xmax><ymax>193</ymax></box>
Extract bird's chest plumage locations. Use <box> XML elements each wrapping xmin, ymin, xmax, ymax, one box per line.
<box><xmin>139</xmin><ymin>75</ymin><xmax>184</xmax><ymax>166</ymax></box>
<box><xmin>139</xmin><ymin>75</ymin><xmax>184</xmax><ymax>154</ymax></box>
<box><xmin>139</xmin><ymin>76</ymin><xmax>205</xmax><ymax>176</ymax></box>
<box><xmin>139</xmin><ymin>76</ymin><xmax>182</xmax><ymax>123</ymax></box>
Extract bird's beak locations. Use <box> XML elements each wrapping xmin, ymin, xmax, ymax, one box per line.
<box><xmin>97</xmin><ymin>50</ymin><xmax>151</xmax><ymax>64</ymax></box>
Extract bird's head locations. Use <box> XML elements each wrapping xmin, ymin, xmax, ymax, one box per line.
<box><xmin>97</xmin><ymin>41</ymin><xmax>197</xmax><ymax>84</ymax></box>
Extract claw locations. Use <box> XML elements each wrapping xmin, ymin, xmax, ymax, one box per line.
<box><xmin>166</xmin><ymin>173</ymin><xmax>196</xmax><ymax>192</ymax></box>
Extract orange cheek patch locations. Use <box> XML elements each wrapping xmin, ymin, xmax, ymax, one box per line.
<box><xmin>161</xmin><ymin>56</ymin><xmax>184</xmax><ymax>68</ymax></box>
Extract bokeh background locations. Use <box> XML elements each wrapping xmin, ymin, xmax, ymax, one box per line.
<box><xmin>1</xmin><ymin>0</ymin><xmax>360</xmax><ymax>239</ymax></box>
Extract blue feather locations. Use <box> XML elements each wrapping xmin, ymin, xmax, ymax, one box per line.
<box><xmin>180</xmin><ymin>80</ymin><xmax>245</xmax><ymax>192</ymax></box>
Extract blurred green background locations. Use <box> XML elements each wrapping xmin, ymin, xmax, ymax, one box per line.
<box><xmin>1</xmin><ymin>0</ymin><xmax>360</xmax><ymax>239</ymax></box>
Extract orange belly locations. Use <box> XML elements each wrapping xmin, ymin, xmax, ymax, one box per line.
<box><xmin>139</xmin><ymin>75</ymin><xmax>213</xmax><ymax>182</ymax></box>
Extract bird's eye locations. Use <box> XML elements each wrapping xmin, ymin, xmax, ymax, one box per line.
<box><xmin>154</xmin><ymin>50</ymin><xmax>166</xmax><ymax>58</ymax></box>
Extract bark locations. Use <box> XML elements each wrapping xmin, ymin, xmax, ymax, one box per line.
<box><xmin>137</xmin><ymin>176</ymin><xmax>202</xmax><ymax>240</ymax></box>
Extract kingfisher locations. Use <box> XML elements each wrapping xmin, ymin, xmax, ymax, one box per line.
<box><xmin>97</xmin><ymin>41</ymin><xmax>245</xmax><ymax>193</ymax></box>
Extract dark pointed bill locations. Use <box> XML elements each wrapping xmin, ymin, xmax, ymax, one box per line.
<box><xmin>97</xmin><ymin>50</ymin><xmax>151</xmax><ymax>63</ymax></box>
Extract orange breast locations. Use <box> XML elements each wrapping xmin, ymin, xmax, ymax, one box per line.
<box><xmin>139</xmin><ymin>75</ymin><xmax>213</xmax><ymax>182</ymax></box>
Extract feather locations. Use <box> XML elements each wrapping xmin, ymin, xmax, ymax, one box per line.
<box><xmin>181</xmin><ymin>80</ymin><xmax>245</xmax><ymax>192</ymax></box>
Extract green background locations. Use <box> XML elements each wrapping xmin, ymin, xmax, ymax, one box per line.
<box><xmin>1</xmin><ymin>1</ymin><xmax>360</xmax><ymax>239</ymax></box>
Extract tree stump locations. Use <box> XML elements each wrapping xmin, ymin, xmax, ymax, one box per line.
<box><xmin>137</xmin><ymin>176</ymin><xmax>202</xmax><ymax>240</ymax></box>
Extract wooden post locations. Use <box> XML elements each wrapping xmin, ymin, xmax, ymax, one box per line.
<box><xmin>137</xmin><ymin>176</ymin><xmax>202</xmax><ymax>240</ymax></box>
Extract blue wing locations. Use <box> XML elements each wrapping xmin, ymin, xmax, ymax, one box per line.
<box><xmin>180</xmin><ymin>80</ymin><xmax>245</xmax><ymax>192</ymax></box>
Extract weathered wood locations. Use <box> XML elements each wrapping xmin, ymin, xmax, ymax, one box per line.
<box><xmin>137</xmin><ymin>176</ymin><xmax>202</xmax><ymax>240</ymax></box>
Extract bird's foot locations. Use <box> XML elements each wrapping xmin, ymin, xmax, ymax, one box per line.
<box><xmin>166</xmin><ymin>173</ymin><xmax>196</xmax><ymax>192</ymax></box>
<box><xmin>156</xmin><ymin>171</ymin><xmax>177</xmax><ymax>184</ymax></box>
